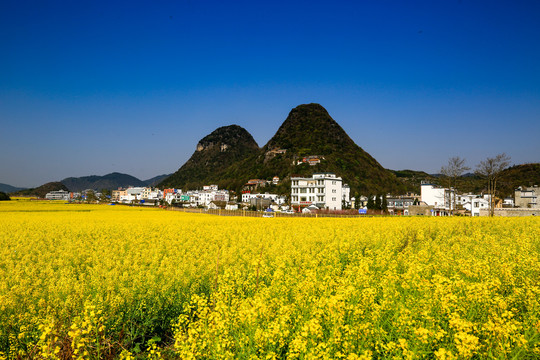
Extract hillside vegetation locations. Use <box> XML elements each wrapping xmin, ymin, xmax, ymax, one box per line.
<box><xmin>11</xmin><ymin>181</ymin><xmax>69</xmax><ymax>198</ymax></box>
<box><xmin>161</xmin><ymin>104</ymin><xmax>410</xmax><ymax>195</ymax></box>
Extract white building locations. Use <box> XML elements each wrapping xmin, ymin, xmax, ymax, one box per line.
<box><xmin>342</xmin><ymin>184</ymin><xmax>351</xmax><ymax>208</ymax></box>
<box><xmin>420</xmin><ymin>182</ymin><xmax>455</xmax><ymax>214</ymax></box>
<box><xmin>291</xmin><ymin>173</ymin><xmax>348</xmax><ymax>211</ymax></box>
<box><xmin>45</xmin><ymin>190</ymin><xmax>71</xmax><ymax>201</ymax></box>
<box><xmin>119</xmin><ymin>187</ymin><xmax>146</xmax><ymax>203</ymax></box>
<box><xmin>471</xmin><ymin>197</ymin><xmax>490</xmax><ymax>217</ymax></box>
<box><xmin>241</xmin><ymin>192</ymin><xmax>286</xmax><ymax>205</ymax></box>
<box><xmin>183</xmin><ymin>186</ymin><xmax>230</xmax><ymax>207</ymax></box>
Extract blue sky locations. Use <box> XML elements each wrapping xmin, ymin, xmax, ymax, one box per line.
<box><xmin>1</xmin><ymin>0</ymin><xmax>539</xmax><ymax>188</ymax></box>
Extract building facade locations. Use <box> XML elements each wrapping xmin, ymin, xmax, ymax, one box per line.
<box><xmin>514</xmin><ymin>186</ymin><xmax>539</xmax><ymax>208</ymax></box>
<box><xmin>420</xmin><ymin>182</ymin><xmax>455</xmax><ymax>214</ymax></box>
<box><xmin>45</xmin><ymin>190</ymin><xmax>71</xmax><ymax>201</ymax></box>
<box><xmin>290</xmin><ymin>173</ymin><xmax>348</xmax><ymax>211</ymax></box>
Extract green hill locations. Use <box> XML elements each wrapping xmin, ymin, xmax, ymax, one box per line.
<box><xmin>161</xmin><ymin>104</ymin><xmax>408</xmax><ymax>195</ymax></box>
<box><xmin>12</xmin><ymin>182</ymin><xmax>69</xmax><ymax>198</ymax></box>
<box><xmin>61</xmin><ymin>172</ymin><xmax>147</xmax><ymax>192</ymax></box>
<box><xmin>234</xmin><ymin>103</ymin><xmax>408</xmax><ymax>195</ymax></box>
<box><xmin>159</xmin><ymin>125</ymin><xmax>260</xmax><ymax>190</ymax></box>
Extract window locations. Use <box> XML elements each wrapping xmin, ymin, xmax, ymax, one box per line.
<box><xmin>301</xmin><ymin>197</ymin><xmax>306</xmax><ymax>202</ymax></box>
<box><xmin>300</xmin><ymin>188</ymin><xmax>306</xmax><ymax>193</ymax></box>
<box><xmin>332</xmin><ymin>197</ymin><xmax>336</xmax><ymax>201</ymax></box>
<box><xmin>332</xmin><ymin>189</ymin><xmax>336</xmax><ymax>193</ymax></box>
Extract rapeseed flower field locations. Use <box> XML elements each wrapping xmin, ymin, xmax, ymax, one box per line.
<box><xmin>0</xmin><ymin>200</ymin><xmax>539</xmax><ymax>359</ymax></box>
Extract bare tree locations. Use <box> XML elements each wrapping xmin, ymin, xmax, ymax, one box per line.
<box><xmin>440</xmin><ymin>156</ymin><xmax>470</xmax><ymax>215</ymax></box>
<box><xmin>475</xmin><ymin>153</ymin><xmax>511</xmax><ymax>216</ymax></box>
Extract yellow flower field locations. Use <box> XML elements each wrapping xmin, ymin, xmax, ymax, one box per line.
<box><xmin>0</xmin><ymin>200</ymin><xmax>539</xmax><ymax>359</ymax></box>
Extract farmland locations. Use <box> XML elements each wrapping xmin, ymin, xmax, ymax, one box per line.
<box><xmin>0</xmin><ymin>200</ymin><xmax>539</xmax><ymax>359</ymax></box>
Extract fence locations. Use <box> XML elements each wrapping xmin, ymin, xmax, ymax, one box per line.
<box><xmin>168</xmin><ymin>207</ymin><xmax>367</xmax><ymax>218</ymax></box>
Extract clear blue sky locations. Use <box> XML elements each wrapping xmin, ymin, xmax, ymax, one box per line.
<box><xmin>1</xmin><ymin>0</ymin><xmax>539</xmax><ymax>188</ymax></box>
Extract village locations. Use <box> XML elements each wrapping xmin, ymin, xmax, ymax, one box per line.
<box><xmin>44</xmin><ymin>172</ymin><xmax>539</xmax><ymax>217</ymax></box>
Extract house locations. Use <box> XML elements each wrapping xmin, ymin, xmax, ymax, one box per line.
<box><xmin>45</xmin><ymin>190</ymin><xmax>71</xmax><ymax>201</ymax></box>
<box><xmin>111</xmin><ymin>189</ymin><xmax>127</xmax><ymax>202</ymax></box>
<box><xmin>471</xmin><ymin>197</ymin><xmax>490</xmax><ymax>216</ymax></box>
<box><xmin>249</xmin><ymin>197</ymin><xmax>272</xmax><ymax>210</ymax></box>
<box><xmin>225</xmin><ymin>202</ymin><xmax>238</xmax><ymax>211</ymax></box>
<box><xmin>290</xmin><ymin>173</ymin><xmax>347</xmax><ymax>211</ymax></box>
<box><xmin>514</xmin><ymin>186</ymin><xmax>539</xmax><ymax>208</ymax></box>
<box><xmin>356</xmin><ymin>195</ymin><xmax>369</xmax><ymax>208</ymax></box>
<box><xmin>296</xmin><ymin>155</ymin><xmax>325</xmax><ymax>166</ymax></box>
<box><xmin>386</xmin><ymin>196</ymin><xmax>416</xmax><ymax>215</ymax></box>
<box><xmin>208</xmin><ymin>201</ymin><xmax>227</xmax><ymax>209</ymax></box>
<box><xmin>302</xmin><ymin>204</ymin><xmax>319</xmax><ymax>213</ymax></box>
<box><xmin>502</xmin><ymin>197</ymin><xmax>514</xmax><ymax>207</ymax></box>
<box><xmin>242</xmin><ymin>192</ymin><xmax>286</xmax><ymax>205</ymax></box>
<box><xmin>420</xmin><ymin>181</ymin><xmax>455</xmax><ymax>215</ymax></box>
<box><xmin>244</xmin><ymin>179</ymin><xmax>268</xmax><ymax>192</ymax></box>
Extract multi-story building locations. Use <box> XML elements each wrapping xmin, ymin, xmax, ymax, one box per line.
<box><xmin>420</xmin><ymin>181</ymin><xmax>455</xmax><ymax>214</ymax></box>
<box><xmin>111</xmin><ymin>189</ymin><xmax>127</xmax><ymax>202</ymax></box>
<box><xmin>515</xmin><ymin>186</ymin><xmax>539</xmax><ymax>208</ymax></box>
<box><xmin>45</xmin><ymin>190</ymin><xmax>71</xmax><ymax>201</ymax></box>
<box><xmin>386</xmin><ymin>196</ymin><xmax>416</xmax><ymax>215</ymax></box>
<box><xmin>290</xmin><ymin>173</ymin><xmax>348</xmax><ymax>211</ymax></box>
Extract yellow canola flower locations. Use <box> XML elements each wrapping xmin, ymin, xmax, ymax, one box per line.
<box><xmin>0</xmin><ymin>200</ymin><xmax>539</xmax><ymax>358</ymax></box>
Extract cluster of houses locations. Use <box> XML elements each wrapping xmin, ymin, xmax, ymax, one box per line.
<box><xmin>407</xmin><ymin>182</ymin><xmax>538</xmax><ymax>216</ymax></box>
<box><xmin>44</xmin><ymin>174</ymin><xmax>538</xmax><ymax>216</ymax></box>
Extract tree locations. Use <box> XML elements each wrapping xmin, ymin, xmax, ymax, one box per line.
<box><xmin>367</xmin><ymin>196</ymin><xmax>375</xmax><ymax>210</ymax></box>
<box><xmin>86</xmin><ymin>190</ymin><xmax>97</xmax><ymax>203</ymax></box>
<box><xmin>0</xmin><ymin>192</ymin><xmax>10</xmax><ymax>201</ymax></box>
<box><xmin>99</xmin><ymin>189</ymin><xmax>110</xmax><ymax>203</ymax></box>
<box><xmin>476</xmin><ymin>153</ymin><xmax>511</xmax><ymax>216</ymax></box>
<box><xmin>381</xmin><ymin>195</ymin><xmax>388</xmax><ymax>213</ymax></box>
<box><xmin>353</xmin><ymin>193</ymin><xmax>360</xmax><ymax>209</ymax></box>
<box><xmin>374</xmin><ymin>195</ymin><xmax>382</xmax><ymax>211</ymax></box>
<box><xmin>440</xmin><ymin>156</ymin><xmax>470</xmax><ymax>215</ymax></box>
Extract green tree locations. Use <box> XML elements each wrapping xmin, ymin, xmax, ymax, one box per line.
<box><xmin>367</xmin><ymin>196</ymin><xmax>375</xmax><ymax>210</ymax></box>
<box><xmin>381</xmin><ymin>195</ymin><xmax>388</xmax><ymax>213</ymax></box>
<box><xmin>86</xmin><ymin>190</ymin><xmax>97</xmax><ymax>203</ymax></box>
<box><xmin>374</xmin><ymin>195</ymin><xmax>382</xmax><ymax>210</ymax></box>
<box><xmin>0</xmin><ymin>192</ymin><xmax>10</xmax><ymax>201</ymax></box>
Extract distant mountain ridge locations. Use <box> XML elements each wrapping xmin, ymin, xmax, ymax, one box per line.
<box><xmin>0</xmin><ymin>183</ymin><xmax>26</xmax><ymax>193</ymax></box>
<box><xmin>61</xmin><ymin>172</ymin><xmax>146</xmax><ymax>192</ymax></box>
<box><xmin>12</xmin><ymin>182</ymin><xmax>69</xmax><ymax>198</ymax></box>
<box><xmin>61</xmin><ymin>172</ymin><xmax>173</xmax><ymax>192</ymax></box>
